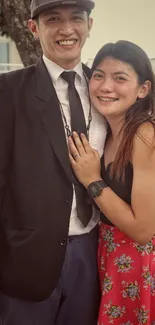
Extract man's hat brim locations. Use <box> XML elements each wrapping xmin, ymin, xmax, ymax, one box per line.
<box><xmin>31</xmin><ymin>0</ymin><xmax>95</xmax><ymax>18</ymax></box>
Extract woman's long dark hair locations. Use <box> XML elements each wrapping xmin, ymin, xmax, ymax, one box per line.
<box><xmin>91</xmin><ymin>40</ymin><xmax>155</xmax><ymax>180</ymax></box>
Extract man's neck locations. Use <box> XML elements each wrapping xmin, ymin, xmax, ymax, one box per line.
<box><xmin>43</xmin><ymin>55</ymin><xmax>81</xmax><ymax>70</ymax></box>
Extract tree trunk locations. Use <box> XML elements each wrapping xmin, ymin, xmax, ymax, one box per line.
<box><xmin>0</xmin><ymin>0</ymin><xmax>42</xmax><ymax>66</ymax></box>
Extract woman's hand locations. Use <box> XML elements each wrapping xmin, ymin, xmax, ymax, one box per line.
<box><xmin>68</xmin><ymin>132</ymin><xmax>102</xmax><ymax>188</ymax></box>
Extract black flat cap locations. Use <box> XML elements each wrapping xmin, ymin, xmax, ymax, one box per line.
<box><xmin>31</xmin><ymin>0</ymin><xmax>95</xmax><ymax>18</ymax></box>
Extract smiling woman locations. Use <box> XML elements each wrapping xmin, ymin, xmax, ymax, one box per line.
<box><xmin>68</xmin><ymin>40</ymin><xmax>155</xmax><ymax>324</ymax></box>
<box><xmin>89</xmin><ymin>56</ymin><xmax>148</xmax><ymax>119</ymax></box>
<box><xmin>89</xmin><ymin>41</ymin><xmax>154</xmax><ymax>180</ymax></box>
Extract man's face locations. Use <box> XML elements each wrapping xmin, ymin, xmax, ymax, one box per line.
<box><xmin>29</xmin><ymin>5</ymin><xmax>93</xmax><ymax>69</ymax></box>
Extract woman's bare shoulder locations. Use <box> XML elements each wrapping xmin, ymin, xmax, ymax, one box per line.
<box><xmin>135</xmin><ymin>122</ymin><xmax>155</xmax><ymax>148</ymax></box>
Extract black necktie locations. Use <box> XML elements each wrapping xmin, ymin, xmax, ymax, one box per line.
<box><xmin>61</xmin><ymin>71</ymin><xmax>92</xmax><ymax>227</ymax></box>
<box><xmin>61</xmin><ymin>71</ymin><xmax>87</xmax><ymax>135</ymax></box>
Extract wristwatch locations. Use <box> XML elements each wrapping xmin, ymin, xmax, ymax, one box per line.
<box><xmin>87</xmin><ymin>180</ymin><xmax>108</xmax><ymax>199</ymax></box>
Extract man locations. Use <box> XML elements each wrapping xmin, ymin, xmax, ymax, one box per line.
<box><xmin>0</xmin><ymin>0</ymin><xmax>106</xmax><ymax>324</ymax></box>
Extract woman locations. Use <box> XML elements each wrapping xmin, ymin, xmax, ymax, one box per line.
<box><xmin>68</xmin><ymin>40</ymin><xmax>155</xmax><ymax>324</ymax></box>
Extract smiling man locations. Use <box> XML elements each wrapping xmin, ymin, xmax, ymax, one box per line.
<box><xmin>29</xmin><ymin>2</ymin><xmax>93</xmax><ymax>69</ymax></box>
<box><xmin>0</xmin><ymin>0</ymin><xmax>107</xmax><ymax>324</ymax></box>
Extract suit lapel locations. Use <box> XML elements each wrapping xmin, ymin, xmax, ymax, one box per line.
<box><xmin>34</xmin><ymin>58</ymin><xmax>73</xmax><ymax>183</ymax></box>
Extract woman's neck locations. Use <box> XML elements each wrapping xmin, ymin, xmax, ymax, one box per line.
<box><xmin>106</xmin><ymin>115</ymin><xmax>125</xmax><ymax>140</ymax></box>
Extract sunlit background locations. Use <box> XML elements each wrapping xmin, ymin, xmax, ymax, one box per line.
<box><xmin>0</xmin><ymin>0</ymin><xmax>155</xmax><ymax>72</ymax></box>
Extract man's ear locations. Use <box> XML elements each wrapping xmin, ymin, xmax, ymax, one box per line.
<box><xmin>138</xmin><ymin>80</ymin><xmax>151</xmax><ymax>99</ymax></box>
<box><xmin>28</xmin><ymin>19</ymin><xmax>39</xmax><ymax>40</ymax></box>
<box><xmin>88</xmin><ymin>17</ymin><xmax>93</xmax><ymax>33</ymax></box>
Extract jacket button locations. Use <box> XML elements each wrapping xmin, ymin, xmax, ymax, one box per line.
<box><xmin>65</xmin><ymin>199</ymin><xmax>69</xmax><ymax>203</ymax></box>
<box><xmin>60</xmin><ymin>239</ymin><xmax>67</xmax><ymax>246</ymax></box>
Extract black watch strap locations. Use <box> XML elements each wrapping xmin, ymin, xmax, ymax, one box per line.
<box><xmin>87</xmin><ymin>180</ymin><xmax>108</xmax><ymax>199</ymax></box>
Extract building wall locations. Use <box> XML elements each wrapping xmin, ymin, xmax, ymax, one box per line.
<box><xmin>82</xmin><ymin>0</ymin><xmax>155</xmax><ymax>63</ymax></box>
<box><xmin>0</xmin><ymin>36</ymin><xmax>22</xmax><ymax>72</ymax></box>
<box><xmin>9</xmin><ymin>41</ymin><xmax>22</xmax><ymax>64</ymax></box>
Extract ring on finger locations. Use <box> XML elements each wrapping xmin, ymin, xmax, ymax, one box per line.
<box><xmin>74</xmin><ymin>154</ymin><xmax>79</xmax><ymax>160</ymax></box>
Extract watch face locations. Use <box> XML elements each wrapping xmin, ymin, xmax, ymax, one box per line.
<box><xmin>91</xmin><ymin>183</ymin><xmax>98</xmax><ymax>192</ymax></box>
<box><xmin>87</xmin><ymin>180</ymin><xmax>107</xmax><ymax>198</ymax></box>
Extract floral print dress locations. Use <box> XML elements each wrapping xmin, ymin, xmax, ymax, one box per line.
<box><xmin>98</xmin><ymin>159</ymin><xmax>155</xmax><ymax>325</ymax></box>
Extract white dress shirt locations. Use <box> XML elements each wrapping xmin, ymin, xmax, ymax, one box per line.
<box><xmin>43</xmin><ymin>55</ymin><xmax>107</xmax><ymax>235</ymax></box>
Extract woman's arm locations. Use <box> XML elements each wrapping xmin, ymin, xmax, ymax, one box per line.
<box><xmin>69</xmin><ymin>125</ymin><xmax>155</xmax><ymax>244</ymax></box>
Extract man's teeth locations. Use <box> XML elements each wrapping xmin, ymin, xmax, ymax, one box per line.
<box><xmin>58</xmin><ymin>40</ymin><xmax>76</xmax><ymax>46</ymax></box>
<box><xmin>99</xmin><ymin>97</ymin><xmax>117</xmax><ymax>102</ymax></box>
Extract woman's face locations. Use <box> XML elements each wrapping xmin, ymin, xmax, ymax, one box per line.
<box><xmin>89</xmin><ymin>57</ymin><xmax>146</xmax><ymax>119</ymax></box>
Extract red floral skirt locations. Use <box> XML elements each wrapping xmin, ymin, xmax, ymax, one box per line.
<box><xmin>98</xmin><ymin>223</ymin><xmax>155</xmax><ymax>325</ymax></box>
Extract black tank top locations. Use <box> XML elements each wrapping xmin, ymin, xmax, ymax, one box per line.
<box><xmin>100</xmin><ymin>155</ymin><xmax>133</xmax><ymax>226</ymax></box>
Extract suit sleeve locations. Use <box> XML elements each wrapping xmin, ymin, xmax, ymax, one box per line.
<box><xmin>0</xmin><ymin>73</ymin><xmax>14</xmax><ymax>200</ymax></box>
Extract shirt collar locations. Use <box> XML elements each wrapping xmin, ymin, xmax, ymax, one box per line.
<box><xmin>43</xmin><ymin>55</ymin><xmax>84</xmax><ymax>84</ymax></box>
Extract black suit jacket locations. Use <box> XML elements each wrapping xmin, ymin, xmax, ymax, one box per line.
<box><xmin>0</xmin><ymin>59</ymin><xmax>91</xmax><ymax>301</ymax></box>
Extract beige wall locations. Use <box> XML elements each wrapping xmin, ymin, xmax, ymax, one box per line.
<box><xmin>82</xmin><ymin>0</ymin><xmax>155</xmax><ymax>63</ymax></box>
<box><xmin>0</xmin><ymin>36</ymin><xmax>22</xmax><ymax>66</ymax></box>
<box><xmin>2</xmin><ymin>0</ymin><xmax>155</xmax><ymax>66</ymax></box>
<box><xmin>9</xmin><ymin>41</ymin><xmax>22</xmax><ymax>64</ymax></box>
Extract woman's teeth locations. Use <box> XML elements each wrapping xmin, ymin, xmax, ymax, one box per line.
<box><xmin>99</xmin><ymin>97</ymin><xmax>118</xmax><ymax>102</ymax></box>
